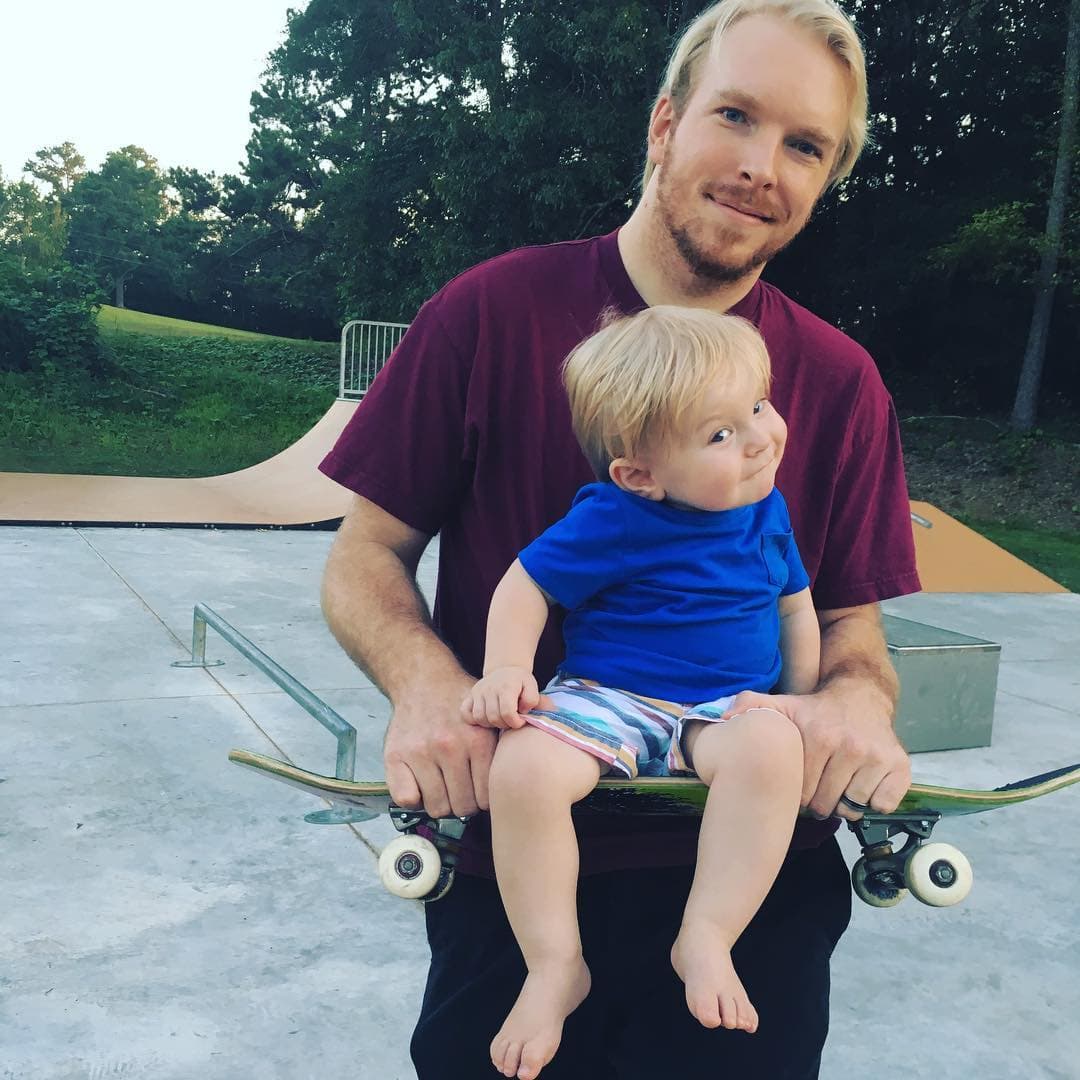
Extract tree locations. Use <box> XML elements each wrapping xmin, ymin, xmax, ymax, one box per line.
<box><xmin>1011</xmin><ymin>0</ymin><xmax>1080</xmax><ymax>430</ymax></box>
<box><xmin>24</xmin><ymin>142</ymin><xmax>86</xmax><ymax>203</ymax></box>
<box><xmin>246</xmin><ymin>0</ymin><xmax>705</xmax><ymax>320</ymax></box>
<box><xmin>0</xmin><ymin>171</ymin><xmax>67</xmax><ymax>271</ymax></box>
<box><xmin>65</xmin><ymin>146</ymin><xmax>168</xmax><ymax>307</ymax></box>
<box><xmin>766</xmin><ymin>0</ymin><xmax>1079</xmax><ymax>411</ymax></box>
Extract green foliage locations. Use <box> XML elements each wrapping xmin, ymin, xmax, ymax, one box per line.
<box><xmin>65</xmin><ymin>146</ymin><xmax>168</xmax><ymax>305</ymax></box>
<box><xmin>23</xmin><ymin>142</ymin><xmax>86</xmax><ymax>202</ymax></box>
<box><xmin>0</xmin><ymin>174</ymin><xmax>68</xmax><ymax>270</ymax></box>
<box><xmin>248</xmin><ymin>0</ymin><xmax>693</xmax><ymax>320</ymax></box>
<box><xmin>102</xmin><ymin>333</ymin><xmax>339</xmax><ymax>393</ymax></box>
<box><xmin>931</xmin><ymin>203</ymin><xmax>1041</xmax><ymax>289</ymax></box>
<box><xmin>0</xmin><ymin>253</ymin><xmax>106</xmax><ymax>376</ymax></box>
<box><xmin>0</xmin><ymin>332</ymin><xmax>336</xmax><ymax>476</ymax></box>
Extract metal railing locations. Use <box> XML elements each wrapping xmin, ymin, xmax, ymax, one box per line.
<box><xmin>172</xmin><ymin>603</ymin><xmax>357</xmax><ymax>780</ymax></box>
<box><xmin>339</xmin><ymin>319</ymin><xmax>410</xmax><ymax>399</ymax></box>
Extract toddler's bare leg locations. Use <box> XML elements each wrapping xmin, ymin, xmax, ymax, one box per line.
<box><xmin>670</xmin><ymin>710</ymin><xmax>803</xmax><ymax>1033</ymax></box>
<box><xmin>488</xmin><ymin>725</ymin><xmax>603</xmax><ymax>1080</ymax></box>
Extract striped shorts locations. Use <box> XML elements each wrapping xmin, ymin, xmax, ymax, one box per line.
<box><xmin>523</xmin><ymin>674</ymin><xmax>738</xmax><ymax>779</ymax></box>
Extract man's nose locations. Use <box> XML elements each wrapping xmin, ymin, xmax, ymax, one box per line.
<box><xmin>738</xmin><ymin>132</ymin><xmax>780</xmax><ymax>190</ymax></box>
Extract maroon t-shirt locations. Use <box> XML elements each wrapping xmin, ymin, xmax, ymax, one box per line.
<box><xmin>320</xmin><ymin>229</ymin><xmax>921</xmax><ymax>875</ymax></box>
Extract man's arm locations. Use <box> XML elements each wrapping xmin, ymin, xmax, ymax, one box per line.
<box><xmin>321</xmin><ymin>494</ymin><xmax>496</xmax><ymax>819</ymax></box>
<box><xmin>723</xmin><ymin>602</ymin><xmax>910</xmax><ymax>820</ymax></box>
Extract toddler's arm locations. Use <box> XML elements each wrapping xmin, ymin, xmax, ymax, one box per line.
<box><xmin>777</xmin><ymin>588</ymin><xmax>820</xmax><ymax>695</ymax></box>
<box><xmin>461</xmin><ymin>559</ymin><xmax>552</xmax><ymax>729</ymax></box>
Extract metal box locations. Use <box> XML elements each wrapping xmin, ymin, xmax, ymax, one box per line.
<box><xmin>882</xmin><ymin>614</ymin><xmax>1001</xmax><ymax>753</ymax></box>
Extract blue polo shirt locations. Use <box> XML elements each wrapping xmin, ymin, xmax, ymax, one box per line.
<box><xmin>518</xmin><ymin>483</ymin><xmax>809</xmax><ymax>703</ymax></box>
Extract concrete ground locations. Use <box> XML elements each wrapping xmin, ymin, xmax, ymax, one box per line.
<box><xmin>2</xmin><ymin>525</ymin><xmax>1077</xmax><ymax>1080</ymax></box>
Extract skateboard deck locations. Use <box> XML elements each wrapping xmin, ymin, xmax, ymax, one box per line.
<box><xmin>228</xmin><ymin>747</ymin><xmax>1080</xmax><ymax>820</ymax></box>
<box><xmin>228</xmin><ymin>748</ymin><xmax>1080</xmax><ymax>907</ymax></box>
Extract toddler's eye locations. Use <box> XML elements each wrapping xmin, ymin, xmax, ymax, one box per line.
<box><xmin>711</xmin><ymin>428</ymin><xmax>733</xmax><ymax>444</ymax></box>
<box><xmin>753</xmin><ymin>399</ymin><xmax>767</xmax><ymax>415</ymax></box>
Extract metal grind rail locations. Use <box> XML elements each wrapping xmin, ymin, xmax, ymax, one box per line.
<box><xmin>173</xmin><ymin>603</ymin><xmax>357</xmax><ymax>781</ymax></box>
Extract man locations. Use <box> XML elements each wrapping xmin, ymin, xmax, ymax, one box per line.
<box><xmin>319</xmin><ymin>1</ymin><xmax>921</xmax><ymax>1077</ymax></box>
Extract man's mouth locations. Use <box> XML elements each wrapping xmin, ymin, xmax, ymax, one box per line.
<box><xmin>705</xmin><ymin>193</ymin><xmax>774</xmax><ymax>223</ymax></box>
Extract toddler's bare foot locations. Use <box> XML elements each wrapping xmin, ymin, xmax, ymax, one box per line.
<box><xmin>490</xmin><ymin>956</ymin><xmax>591</xmax><ymax>1080</ymax></box>
<box><xmin>671</xmin><ymin>923</ymin><xmax>758</xmax><ymax>1033</ymax></box>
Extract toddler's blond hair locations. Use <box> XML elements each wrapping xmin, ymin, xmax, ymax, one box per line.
<box><xmin>563</xmin><ymin>305</ymin><xmax>772</xmax><ymax>480</ymax></box>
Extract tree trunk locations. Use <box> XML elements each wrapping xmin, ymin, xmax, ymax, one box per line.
<box><xmin>1011</xmin><ymin>0</ymin><xmax>1080</xmax><ymax>431</ymax></box>
<box><xmin>114</xmin><ymin>272</ymin><xmax>126</xmax><ymax>308</ymax></box>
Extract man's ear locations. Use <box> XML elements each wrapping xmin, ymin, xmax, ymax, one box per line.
<box><xmin>647</xmin><ymin>96</ymin><xmax>676</xmax><ymax>168</ymax></box>
<box><xmin>609</xmin><ymin>457</ymin><xmax>665</xmax><ymax>501</ymax></box>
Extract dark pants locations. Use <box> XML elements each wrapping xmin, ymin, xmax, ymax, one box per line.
<box><xmin>411</xmin><ymin>838</ymin><xmax>852</xmax><ymax>1079</ymax></box>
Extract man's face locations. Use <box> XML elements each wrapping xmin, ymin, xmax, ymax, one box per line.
<box><xmin>649</xmin><ymin>14</ymin><xmax>851</xmax><ymax>284</ymax></box>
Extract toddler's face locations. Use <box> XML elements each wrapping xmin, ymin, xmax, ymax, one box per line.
<box><xmin>645</xmin><ymin>372</ymin><xmax>787</xmax><ymax>512</ymax></box>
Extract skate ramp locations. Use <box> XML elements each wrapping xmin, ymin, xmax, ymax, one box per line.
<box><xmin>0</xmin><ymin>399</ymin><xmax>358</xmax><ymax>529</ymax></box>
<box><xmin>0</xmin><ymin>426</ymin><xmax>1069</xmax><ymax>591</ymax></box>
<box><xmin>909</xmin><ymin>501</ymin><xmax>1066</xmax><ymax>593</ymax></box>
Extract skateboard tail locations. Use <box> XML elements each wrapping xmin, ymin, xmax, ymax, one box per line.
<box><xmin>898</xmin><ymin>762</ymin><xmax>1080</xmax><ymax>816</ymax></box>
<box><xmin>993</xmin><ymin>762</ymin><xmax>1080</xmax><ymax>792</ymax></box>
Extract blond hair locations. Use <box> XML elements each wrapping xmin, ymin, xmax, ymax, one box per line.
<box><xmin>643</xmin><ymin>0</ymin><xmax>868</xmax><ymax>191</ymax></box>
<box><xmin>563</xmin><ymin>306</ymin><xmax>772</xmax><ymax>480</ymax></box>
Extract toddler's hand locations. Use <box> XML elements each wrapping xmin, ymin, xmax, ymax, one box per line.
<box><xmin>461</xmin><ymin>667</ymin><xmax>540</xmax><ymax>729</ymax></box>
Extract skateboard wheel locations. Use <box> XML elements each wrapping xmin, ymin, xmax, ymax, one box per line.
<box><xmin>851</xmin><ymin>856</ymin><xmax>907</xmax><ymax>908</ymax></box>
<box><xmin>424</xmin><ymin>866</ymin><xmax>456</xmax><ymax>903</ymax></box>
<box><xmin>904</xmin><ymin>843</ymin><xmax>973</xmax><ymax>907</ymax></box>
<box><xmin>379</xmin><ymin>834</ymin><xmax>441</xmax><ymax>899</ymax></box>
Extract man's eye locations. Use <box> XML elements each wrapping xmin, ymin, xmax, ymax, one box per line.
<box><xmin>711</xmin><ymin>428</ymin><xmax>733</xmax><ymax>443</ymax></box>
<box><xmin>792</xmin><ymin>139</ymin><xmax>823</xmax><ymax>159</ymax></box>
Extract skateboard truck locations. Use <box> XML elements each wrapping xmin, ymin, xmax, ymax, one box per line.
<box><xmin>847</xmin><ymin>810</ymin><xmax>973</xmax><ymax>908</ymax></box>
<box><xmin>378</xmin><ymin>806</ymin><xmax>470</xmax><ymax>903</ymax></box>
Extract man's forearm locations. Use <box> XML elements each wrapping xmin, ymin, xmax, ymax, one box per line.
<box><xmin>816</xmin><ymin>605</ymin><xmax>899</xmax><ymax>720</ymax></box>
<box><xmin>321</xmin><ymin>536</ymin><xmax>465</xmax><ymax>703</ymax></box>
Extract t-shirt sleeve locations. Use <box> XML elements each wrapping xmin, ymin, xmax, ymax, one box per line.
<box><xmin>814</xmin><ymin>388</ymin><xmax>921</xmax><ymax>609</ymax></box>
<box><xmin>769</xmin><ymin>492</ymin><xmax>811</xmax><ymax>596</ymax></box>
<box><xmin>781</xmin><ymin>537</ymin><xmax>811</xmax><ymax>597</ymax></box>
<box><xmin>318</xmin><ymin>296</ymin><xmax>475</xmax><ymax>535</ymax></box>
<box><xmin>518</xmin><ymin>487</ymin><xmax>629</xmax><ymax>610</ymax></box>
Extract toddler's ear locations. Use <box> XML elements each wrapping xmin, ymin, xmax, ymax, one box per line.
<box><xmin>609</xmin><ymin>457</ymin><xmax>664</xmax><ymax>501</ymax></box>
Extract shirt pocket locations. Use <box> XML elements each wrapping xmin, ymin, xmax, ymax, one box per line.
<box><xmin>760</xmin><ymin>532</ymin><xmax>791</xmax><ymax>590</ymax></box>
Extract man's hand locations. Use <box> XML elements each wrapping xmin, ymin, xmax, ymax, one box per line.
<box><xmin>721</xmin><ymin>678</ymin><xmax>911</xmax><ymax>821</ymax></box>
<box><xmin>461</xmin><ymin>666</ymin><xmax>540</xmax><ymax>729</ymax></box>
<box><xmin>384</xmin><ymin>670</ymin><xmax>498</xmax><ymax>820</ymax></box>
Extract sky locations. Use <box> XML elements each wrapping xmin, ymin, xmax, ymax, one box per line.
<box><xmin>1</xmin><ymin>0</ymin><xmax>301</xmax><ymax>184</ymax></box>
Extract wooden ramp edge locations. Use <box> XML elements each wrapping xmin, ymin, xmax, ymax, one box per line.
<box><xmin>910</xmin><ymin>500</ymin><xmax>1066</xmax><ymax>593</ymax></box>
<box><xmin>0</xmin><ymin>399</ymin><xmax>358</xmax><ymax>529</ymax></box>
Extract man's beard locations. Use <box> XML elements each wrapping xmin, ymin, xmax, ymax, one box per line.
<box><xmin>656</xmin><ymin>167</ymin><xmax>806</xmax><ymax>286</ymax></box>
<box><xmin>665</xmin><ymin>214</ymin><xmax>774</xmax><ymax>284</ymax></box>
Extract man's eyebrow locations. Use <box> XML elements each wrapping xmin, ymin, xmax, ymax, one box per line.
<box><xmin>708</xmin><ymin>88</ymin><xmax>838</xmax><ymax>150</ymax></box>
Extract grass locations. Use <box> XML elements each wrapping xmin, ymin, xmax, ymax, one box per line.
<box><xmin>0</xmin><ymin>308</ymin><xmax>339</xmax><ymax>477</ymax></box>
<box><xmin>96</xmin><ymin>304</ymin><xmax>333</xmax><ymax>345</ymax></box>
<box><xmin>958</xmin><ymin>518</ymin><xmax>1080</xmax><ymax>593</ymax></box>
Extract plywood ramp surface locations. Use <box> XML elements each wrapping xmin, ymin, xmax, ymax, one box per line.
<box><xmin>0</xmin><ymin>400</ymin><xmax>357</xmax><ymax>528</ymax></box>
<box><xmin>910</xmin><ymin>500</ymin><xmax>1066</xmax><ymax>593</ymax></box>
<box><xmin>0</xmin><ymin>428</ymin><xmax>1070</xmax><ymax>594</ymax></box>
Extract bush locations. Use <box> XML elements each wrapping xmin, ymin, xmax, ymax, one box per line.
<box><xmin>0</xmin><ymin>256</ymin><xmax>108</xmax><ymax>377</ymax></box>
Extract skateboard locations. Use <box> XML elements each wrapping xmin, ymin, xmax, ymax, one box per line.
<box><xmin>227</xmin><ymin>747</ymin><xmax>1080</xmax><ymax>909</ymax></box>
